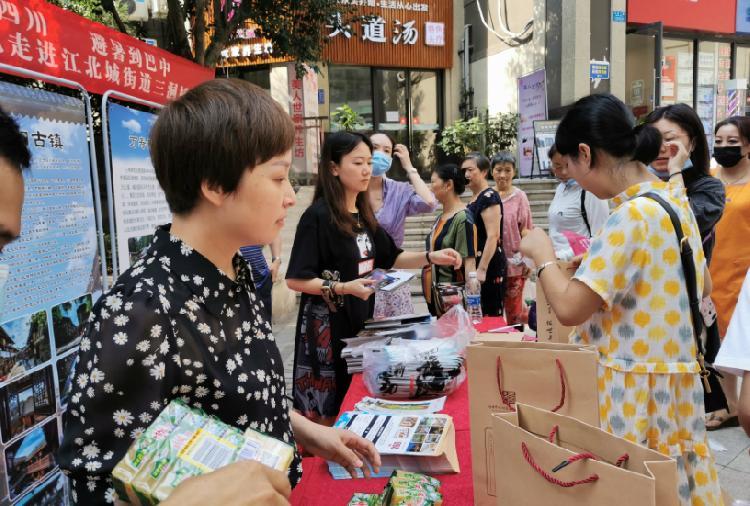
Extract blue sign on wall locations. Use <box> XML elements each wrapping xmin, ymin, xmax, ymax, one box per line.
<box><xmin>318</xmin><ymin>89</ymin><xmax>325</xmax><ymax>105</ymax></box>
<box><xmin>737</xmin><ymin>0</ymin><xmax>750</xmax><ymax>33</ymax></box>
<box><xmin>590</xmin><ymin>61</ymin><xmax>610</xmax><ymax>80</ymax></box>
<box><xmin>612</xmin><ymin>10</ymin><xmax>626</xmax><ymax>22</ymax></box>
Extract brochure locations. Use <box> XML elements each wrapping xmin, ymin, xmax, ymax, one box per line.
<box><xmin>354</xmin><ymin>396</ymin><xmax>447</xmax><ymax>415</ymax></box>
<box><xmin>366</xmin><ymin>269</ymin><xmax>415</xmax><ymax>292</ymax></box>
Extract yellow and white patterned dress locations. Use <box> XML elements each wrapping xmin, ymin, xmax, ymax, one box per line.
<box><xmin>572</xmin><ymin>180</ymin><xmax>723</xmax><ymax>506</ymax></box>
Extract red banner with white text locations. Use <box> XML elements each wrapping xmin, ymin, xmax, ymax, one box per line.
<box><xmin>0</xmin><ymin>0</ymin><xmax>213</xmax><ymax>104</ymax></box>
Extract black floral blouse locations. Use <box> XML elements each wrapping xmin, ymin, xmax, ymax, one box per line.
<box><xmin>58</xmin><ymin>225</ymin><xmax>301</xmax><ymax>504</ymax></box>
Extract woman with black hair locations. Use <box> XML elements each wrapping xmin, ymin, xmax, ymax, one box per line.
<box><xmin>462</xmin><ymin>152</ymin><xmax>505</xmax><ymax>316</ymax></box>
<box><xmin>423</xmin><ymin>164</ymin><xmax>477</xmax><ymax>314</ymax></box>
<box><xmin>644</xmin><ymin>104</ymin><xmax>725</xmax><ymax>263</ymax></box>
<box><xmin>520</xmin><ymin>94</ymin><xmax>722</xmax><ymax>505</ymax></box>
<box><xmin>286</xmin><ymin>132</ymin><xmax>461</xmax><ymax>424</ymax></box>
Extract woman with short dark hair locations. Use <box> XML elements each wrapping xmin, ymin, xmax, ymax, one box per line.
<box><xmin>521</xmin><ymin>93</ymin><xmax>722</xmax><ymax>505</ymax></box>
<box><xmin>58</xmin><ymin>80</ymin><xmax>382</xmax><ymax>504</ymax></box>
<box><xmin>286</xmin><ymin>132</ymin><xmax>460</xmax><ymax>424</ymax></box>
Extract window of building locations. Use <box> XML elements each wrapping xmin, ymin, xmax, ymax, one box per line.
<box><xmin>697</xmin><ymin>41</ymin><xmax>732</xmax><ymax>146</ymax></box>
<box><xmin>661</xmin><ymin>39</ymin><xmax>694</xmax><ymax>107</ymax></box>
<box><xmin>329</xmin><ymin>66</ymin><xmax>374</xmax><ymax>131</ymax></box>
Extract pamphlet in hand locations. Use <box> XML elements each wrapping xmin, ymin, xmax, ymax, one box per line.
<box><xmin>354</xmin><ymin>396</ymin><xmax>447</xmax><ymax>415</ymax></box>
<box><xmin>366</xmin><ymin>269</ymin><xmax>415</xmax><ymax>292</ymax></box>
<box><xmin>328</xmin><ymin>412</ymin><xmax>459</xmax><ymax>479</ymax></box>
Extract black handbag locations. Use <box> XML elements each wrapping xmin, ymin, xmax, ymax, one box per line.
<box><xmin>641</xmin><ymin>193</ymin><xmax>713</xmax><ymax>391</ymax></box>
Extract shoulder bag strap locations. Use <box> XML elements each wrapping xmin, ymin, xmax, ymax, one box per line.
<box><xmin>580</xmin><ymin>189</ymin><xmax>592</xmax><ymax>237</ymax></box>
<box><xmin>640</xmin><ymin>192</ymin><xmax>711</xmax><ymax>389</ymax></box>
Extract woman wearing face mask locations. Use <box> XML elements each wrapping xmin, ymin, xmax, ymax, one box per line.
<box><xmin>547</xmin><ymin>144</ymin><xmax>610</xmax><ymax>260</ymax></box>
<box><xmin>367</xmin><ymin>132</ymin><xmax>437</xmax><ymax>318</ymax></box>
<box><xmin>286</xmin><ymin>132</ymin><xmax>460</xmax><ymax>424</ymax></box>
<box><xmin>520</xmin><ymin>94</ymin><xmax>722</xmax><ymax>506</ymax></box>
<box><xmin>423</xmin><ymin>164</ymin><xmax>477</xmax><ymax>314</ymax></box>
<box><xmin>490</xmin><ymin>152</ymin><xmax>533</xmax><ymax>325</ymax></box>
<box><xmin>705</xmin><ymin>116</ymin><xmax>750</xmax><ymax>431</ymax></box>
<box><xmin>463</xmin><ymin>152</ymin><xmax>505</xmax><ymax>316</ymax></box>
<box><xmin>644</xmin><ymin>104</ymin><xmax>725</xmax><ymax>263</ymax></box>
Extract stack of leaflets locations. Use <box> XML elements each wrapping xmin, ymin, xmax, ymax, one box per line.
<box><xmin>364</xmin><ymin>313</ymin><xmax>432</xmax><ymax>329</ymax></box>
<box><xmin>362</xmin><ymin>339</ymin><xmax>466</xmax><ymax>399</ymax></box>
<box><xmin>354</xmin><ymin>396</ymin><xmax>447</xmax><ymax>415</ymax></box>
<box><xmin>328</xmin><ymin>412</ymin><xmax>459</xmax><ymax>479</ymax></box>
<box><xmin>342</xmin><ymin>323</ymin><xmax>434</xmax><ymax>374</ymax></box>
<box><xmin>366</xmin><ymin>269</ymin><xmax>416</xmax><ymax>292</ymax></box>
<box><xmin>112</xmin><ymin>399</ymin><xmax>294</xmax><ymax>504</ymax></box>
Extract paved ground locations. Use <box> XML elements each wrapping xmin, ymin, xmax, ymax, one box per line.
<box><xmin>271</xmin><ymin>187</ymin><xmax>749</xmax><ymax>503</ymax></box>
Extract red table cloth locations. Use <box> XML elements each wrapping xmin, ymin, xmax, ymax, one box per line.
<box><xmin>289</xmin><ymin>316</ymin><xmax>506</xmax><ymax>505</ymax></box>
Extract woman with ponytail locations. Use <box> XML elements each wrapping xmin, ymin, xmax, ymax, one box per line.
<box><xmin>520</xmin><ymin>94</ymin><xmax>722</xmax><ymax>505</ymax></box>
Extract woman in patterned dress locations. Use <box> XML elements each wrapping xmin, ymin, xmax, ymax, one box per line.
<box><xmin>58</xmin><ymin>80</ymin><xmax>381</xmax><ymax>504</ymax></box>
<box><xmin>520</xmin><ymin>94</ymin><xmax>723</xmax><ymax>505</ymax></box>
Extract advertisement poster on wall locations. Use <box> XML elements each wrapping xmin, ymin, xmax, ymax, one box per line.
<box><xmin>533</xmin><ymin>120</ymin><xmax>561</xmax><ymax>176</ymax></box>
<box><xmin>0</xmin><ymin>81</ymin><xmax>102</xmax><ymax>504</ymax></box>
<box><xmin>108</xmin><ymin>103</ymin><xmax>170</xmax><ymax>273</ymax></box>
<box><xmin>517</xmin><ymin>69</ymin><xmax>548</xmax><ymax>178</ymax></box>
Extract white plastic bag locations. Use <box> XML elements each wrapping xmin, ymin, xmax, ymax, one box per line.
<box><xmin>361</xmin><ymin>306</ymin><xmax>473</xmax><ymax>399</ymax></box>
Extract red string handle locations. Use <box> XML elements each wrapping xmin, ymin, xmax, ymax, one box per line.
<box><xmin>496</xmin><ymin>358</ymin><xmax>567</xmax><ymax>412</ymax></box>
<box><xmin>521</xmin><ymin>442</ymin><xmax>599</xmax><ymax>487</ymax></box>
<box><xmin>548</xmin><ymin>425</ymin><xmax>559</xmax><ymax>443</ymax></box>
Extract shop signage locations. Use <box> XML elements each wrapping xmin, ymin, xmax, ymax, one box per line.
<box><xmin>737</xmin><ymin>0</ymin><xmax>750</xmax><ymax>33</ymax></box>
<box><xmin>627</xmin><ymin>0</ymin><xmax>736</xmax><ymax>34</ymax></box>
<box><xmin>0</xmin><ymin>0</ymin><xmax>213</xmax><ymax>104</ymax></box>
<box><xmin>612</xmin><ymin>10</ymin><xmax>626</xmax><ymax>23</ymax></box>
<box><xmin>324</xmin><ymin>0</ymin><xmax>452</xmax><ymax>69</ymax></box>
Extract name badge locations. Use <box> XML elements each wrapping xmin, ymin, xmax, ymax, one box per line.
<box><xmin>358</xmin><ymin>258</ymin><xmax>374</xmax><ymax>276</ymax></box>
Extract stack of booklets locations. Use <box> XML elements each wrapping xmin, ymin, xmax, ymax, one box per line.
<box><xmin>328</xmin><ymin>411</ymin><xmax>459</xmax><ymax>479</ymax></box>
<box><xmin>112</xmin><ymin>399</ymin><xmax>294</xmax><ymax>504</ymax></box>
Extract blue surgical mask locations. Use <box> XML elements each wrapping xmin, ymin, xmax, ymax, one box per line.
<box><xmin>0</xmin><ymin>264</ymin><xmax>9</xmax><ymax>316</ymax></box>
<box><xmin>564</xmin><ymin>179</ymin><xmax>578</xmax><ymax>189</ymax></box>
<box><xmin>371</xmin><ymin>151</ymin><xmax>392</xmax><ymax>177</ymax></box>
<box><xmin>648</xmin><ymin>158</ymin><xmax>693</xmax><ymax>181</ymax></box>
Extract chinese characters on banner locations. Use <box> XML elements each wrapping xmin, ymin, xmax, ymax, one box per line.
<box><xmin>0</xmin><ymin>0</ymin><xmax>213</xmax><ymax>104</ymax></box>
<box><xmin>288</xmin><ymin>65</ymin><xmax>320</xmax><ymax>175</ymax></box>
<box><xmin>517</xmin><ymin>69</ymin><xmax>548</xmax><ymax>178</ymax></box>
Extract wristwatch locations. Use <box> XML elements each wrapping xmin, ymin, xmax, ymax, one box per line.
<box><xmin>535</xmin><ymin>261</ymin><xmax>557</xmax><ymax>280</ymax></box>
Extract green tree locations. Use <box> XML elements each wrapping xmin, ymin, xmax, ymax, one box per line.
<box><xmin>438</xmin><ymin>112</ymin><xmax>519</xmax><ymax>157</ymax></box>
<box><xmin>330</xmin><ymin>104</ymin><xmax>365</xmax><ymax>132</ymax></box>
<box><xmin>47</xmin><ymin>0</ymin><xmax>135</xmax><ymax>35</ymax></box>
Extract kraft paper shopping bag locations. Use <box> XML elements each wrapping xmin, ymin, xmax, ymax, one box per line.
<box><xmin>467</xmin><ymin>340</ymin><xmax>599</xmax><ymax>506</ymax></box>
<box><xmin>491</xmin><ymin>404</ymin><xmax>680</xmax><ymax>506</ymax></box>
<box><xmin>535</xmin><ymin>261</ymin><xmax>576</xmax><ymax>343</ymax></box>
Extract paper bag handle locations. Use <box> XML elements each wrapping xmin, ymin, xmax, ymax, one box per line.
<box><xmin>521</xmin><ymin>442</ymin><xmax>599</xmax><ymax>487</ymax></box>
<box><xmin>496</xmin><ymin>358</ymin><xmax>566</xmax><ymax>412</ymax></box>
<box><xmin>547</xmin><ymin>425</ymin><xmax>630</xmax><ymax>468</ymax></box>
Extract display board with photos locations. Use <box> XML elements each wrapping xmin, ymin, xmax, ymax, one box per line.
<box><xmin>107</xmin><ymin>102</ymin><xmax>169</xmax><ymax>275</ymax></box>
<box><xmin>0</xmin><ymin>81</ymin><xmax>103</xmax><ymax>504</ymax></box>
<box><xmin>533</xmin><ymin>119</ymin><xmax>561</xmax><ymax>177</ymax></box>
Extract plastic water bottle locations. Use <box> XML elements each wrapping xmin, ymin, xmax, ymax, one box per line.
<box><xmin>466</xmin><ymin>272</ymin><xmax>483</xmax><ymax>324</ymax></box>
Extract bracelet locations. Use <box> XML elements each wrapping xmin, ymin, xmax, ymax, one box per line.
<box><xmin>668</xmin><ymin>170</ymin><xmax>685</xmax><ymax>180</ymax></box>
<box><xmin>425</xmin><ymin>251</ymin><xmax>432</xmax><ymax>265</ymax></box>
<box><xmin>535</xmin><ymin>260</ymin><xmax>558</xmax><ymax>280</ymax></box>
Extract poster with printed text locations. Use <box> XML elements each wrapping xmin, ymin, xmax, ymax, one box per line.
<box><xmin>0</xmin><ymin>81</ymin><xmax>101</xmax><ymax>504</ymax></box>
<box><xmin>108</xmin><ymin>103</ymin><xmax>169</xmax><ymax>275</ymax></box>
<box><xmin>517</xmin><ymin>69</ymin><xmax>548</xmax><ymax>178</ymax></box>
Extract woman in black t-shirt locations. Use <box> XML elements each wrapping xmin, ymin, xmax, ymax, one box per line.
<box><xmin>286</xmin><ymin>132</ymin><xmax>461</xmax><ymax>424</ymax></box>
<box><xmin>462</xmin><ymin>152</ymin><xmax>507</xmax><ymax>316</ymax></box>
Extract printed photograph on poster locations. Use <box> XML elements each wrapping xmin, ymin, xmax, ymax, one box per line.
<box><xmin>55</xmin><ymin>351</ymin><xmax>79</xmax><ymax>409</ymax></box>
<box><xmin>0</xmin><ymin>311</ymin><xmax>51</xmax><ymax>384</ymax></box>
<box><xmin>51</xmin><ymin>293</ymin><xmax>92</xmax><ymax>354</ymax></box>
<box><xmin>3</xmin><ymin>420</ymin><xmax>60</xmax><ymax>501</ymax></box>
<box><xmin>127</xmin><ymin>235</ymin><xmax>153</xmax><ymax>266</ymax></box>
<box><xmin>0</xmin><ymin>366</ymin><xmax>55</xmax><ymax>444</ymax></box>
<box><xmin>108</xmin><ymin>103</ymin><xmax>169</xmax><ymax>274</ymax></box>
<box><xmin>0</xmin><ymin>82</ymin><xmax>102</xmax><ymax>325</ymax></box>
<box><xmin>12</xmin><ymin>471</ymin><xmax>67</xmax><ymax>506</ymax></box>
<box><xmin>533</xmin><ymin>120</ymin><xmax>560</xmax><ymax>177</ymax></box>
